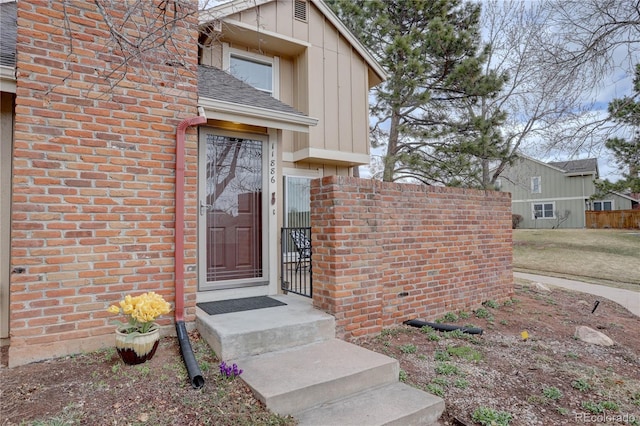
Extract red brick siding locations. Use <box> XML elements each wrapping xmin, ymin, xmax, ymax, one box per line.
<box><xmin>311</xmin><ymin>176</ymin><xmax>514</xmax><ymax>340</ymax></box>
<box><xmin>9</xmin><ymin>1</ymin><xmax>199</xmax><ymax>365</ymax></box>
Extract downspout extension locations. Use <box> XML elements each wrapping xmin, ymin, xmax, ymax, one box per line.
<box><xmin>175</xmin><ymin>113</ymin><xmax>207</xmax><ymax>389</ymax></box>
<box><xmin>404</xmin><ymin>319</ymin><xmax>483</xmax><ymax>335</ymax></box>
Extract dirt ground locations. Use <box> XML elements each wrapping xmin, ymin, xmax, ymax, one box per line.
<box><xmin>0</xmin><ymin>330</ymin><xmax>295</xmax><ymax>426</ymax></box>
<box><xmin>1</xmin><ymin>281</ymin><xmax>639</xmax><ymax>425</ymax></box>
<box><xmin>356</xmin><ymin>281</ymin><xmax>640</xmax><ymax>425</ymax></box>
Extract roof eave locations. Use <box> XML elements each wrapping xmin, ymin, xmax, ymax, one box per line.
<box><xmin>199</xmin><ymin>96</ymin><xmax>318</xmax><ymax>133</ymax></box>
<box><xmin>311</xmin><ymin>0</ymin><xmax>387</xmax><ymax>83</ymax></box>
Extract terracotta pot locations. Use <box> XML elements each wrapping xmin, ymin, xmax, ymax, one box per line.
<box><xmin>115</xmin><ymin>326</ymin><xmax>160</xmax><ymax>365</ymax></box>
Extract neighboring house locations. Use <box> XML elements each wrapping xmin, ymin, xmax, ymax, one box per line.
<box><xmin>497</xmin><ymin>156</ymin><xmax>638</xmax><ymax>229</ymax></box>
<box><xmin>0</xmin><ymin>0</ymin><xmax>385</xmax><ymax>365</ymax></box>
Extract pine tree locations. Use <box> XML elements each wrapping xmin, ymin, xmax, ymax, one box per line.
<box><xmin>595</xmin><ymin>63</ymin><xmax>640</xmax><ymax>196</ymax></box>
<box><xmin>327</xmin><ymin>0</ymin><xmax>506</xmax><ymax>186</ymax></box>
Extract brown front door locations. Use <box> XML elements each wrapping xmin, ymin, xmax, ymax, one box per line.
<box><xmin>200</xmin><ymin>133</ymin><xmax>265</xmax><ymax>290</ymax></box>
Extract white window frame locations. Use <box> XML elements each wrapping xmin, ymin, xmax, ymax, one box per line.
<box><xmin>532</xmin><ymin>202</ymin><xmax>555</xmax><ymax>219</ymax></box>
<box><xmin>531</xmin><ymin>176</ymin><xmax>541</xmax><ymax>194</ymax></box>
<box><xmin>282</xmin><ymin>168</ymin><xmax>322</xmax><ymax>227</ymax></box>
<box><xmin>592</xmin><ymin>200</ymin><xmax>614</xmax><ymax>211</ymax></box>
<box><xmin>222</xmin><ymin>43</ymin><xmax>280</xmax><ymax>99</ymax></box>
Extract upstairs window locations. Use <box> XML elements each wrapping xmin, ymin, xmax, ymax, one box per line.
<box><xmin>531</xmin><ymin>176</ymin><xmax>541</xmax><ymax>193</ymax></box>
<box><xmin>229</xmin><ymin>55</ymin><xmax>273</xmax><ymax>95</ymax></box>
<box><xmin>223</xmin><ymin>45</ymin><xmax>280</xmax><ymax>98</ymax></box>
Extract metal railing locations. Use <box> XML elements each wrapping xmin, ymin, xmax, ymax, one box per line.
<box><xmin>280</xmin><ymin>227</ymin><xmax>312</xmax><ymax>297</ymax></box>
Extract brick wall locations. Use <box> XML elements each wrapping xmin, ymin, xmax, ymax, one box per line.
<box><xmin>9</xmin><ymin>1</ymin><xmax>199</xmax><ymax>366</ymax></box>
<box><xmin>311</xmin><ymin>176</ymin><xmax>514</xmax><ymax>340</ymax></box>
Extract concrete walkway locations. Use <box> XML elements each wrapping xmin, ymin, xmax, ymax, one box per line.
<box><xmin>514</xmin><ymin>272</ymin><xmax>640</xmax><ymax>318</ymax></box>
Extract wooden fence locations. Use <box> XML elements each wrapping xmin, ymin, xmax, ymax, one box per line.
<box><xmin>586</xmin><ymin>209</ymin><xmax>640</xmax><ymax>229</ymax></box>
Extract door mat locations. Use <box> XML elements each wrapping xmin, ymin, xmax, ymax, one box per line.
<box><xmin>197</xmin><ymin>296</ymin><xmax>287</xmax><ymax>316</ymax></box>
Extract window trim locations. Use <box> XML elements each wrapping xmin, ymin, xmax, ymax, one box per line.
<box><xmin>222</xmin><ymin>43</ymin><xmax>280</xmax><ymax>99</ymax></box>
<box><xmin>531</xmin><ymin>176</ymin><xmax>541</xmax><ymax>194</ymax></box>
<box><xmin>532</xmin><ymin>202</ymin><xmax>555</xmax><ymax>219</ymax></box>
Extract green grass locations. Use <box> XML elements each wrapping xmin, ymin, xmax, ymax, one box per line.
<box><xmin>435</xmin><ymin>362</ymin><xmax>461</xmax><ymax>376</ymax></box>
<box><xmin>447</xmin><ymin>345</ymin><xmax>483</xmax><ymax>362</ymax></box>
<box><xmin>513</xmin><ymin>229</ymin><xmax>640</xmax><ymax>286</ymax></box>
<box><xmin>542</xmin><ymin>386</ymin><xmax>562</xmax><ymax>400</ymax></box>
<box><xmin>399</xmin><ymin>344</ymin><xmax>418</xmax><ymax>354</ymax></box>
<box><xmin>471</xmin><ymin>406</ymin><xmax>512</xmax><ymax>426</ymax></box>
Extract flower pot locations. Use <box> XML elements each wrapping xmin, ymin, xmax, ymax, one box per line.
<box><xmin>115</xmin><ymin>326</ymin><xmax>160</xmax><ymax>365</ymax></box>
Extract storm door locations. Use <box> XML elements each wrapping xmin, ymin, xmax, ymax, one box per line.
<box><xmin>198</xmin><ymin>129</ymin><xmax>267</xmax><ymax>291</ymax></box>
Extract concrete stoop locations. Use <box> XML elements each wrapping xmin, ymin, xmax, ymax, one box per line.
<box><xmin>195</xmin><ymin>295</ymin><xmax>335</xmax><ymax>360</ymax></box>
<box><xmin>196</xmin><ymin>295</ymin><xmax>444</xmax><ymax>425</ymax></box>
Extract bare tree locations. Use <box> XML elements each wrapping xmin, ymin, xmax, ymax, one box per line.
<box><xmin>54</xmin><ymin>0</ymin><xmax>221</xmax><ymax>97</ymax></box>
<box><xmin>536</xmin><ymin>0</ymin><xmax>640</xmax><ymax>157</ymax></box>
<box><xmin>542</xmin><ymin>0</ymin><xmax>639</xmax><ymax>81</ymax></box>
<box><xmin>477</xmin><ymin>1</ymin><xmax>606</xmax><ymax>185</ymax></box>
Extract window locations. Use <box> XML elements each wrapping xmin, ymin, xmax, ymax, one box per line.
<box><xmin>593</xmin><ymin>200</ymin><xmax>613</xmax><ymax>211</ymax></box>
<box><xmin>532</xmin><ymin>202</ymin><xmax>555</xmax><ymax>219</ymax></box>
<box><xmin>284</xmin><ymin>176</ymin><xmax>311</xmax><ymax>227</ymax></box>
<box><xmin>494</xmin><ymin>179</ymin><xmax>502</xmax><ymax>190</ymax></box>
<box><xmin>229</xmin><ymin>55</ymin><xmax>273</xmax><ymax>94</ymax></box>
<box><xmin>531</xmin><ymin>176</ymin><xmax>541</xmax><ymax>193</ymax></box>
<box><xmin>223</xmin><ymin>45</ymin><xmax>279</xmax><ymax>98</ymax></box>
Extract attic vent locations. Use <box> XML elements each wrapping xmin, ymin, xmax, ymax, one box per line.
<box><xmin>294</xmin><ymin>0</ymin><xmax>308</xmax><ymax>22</ymax></box>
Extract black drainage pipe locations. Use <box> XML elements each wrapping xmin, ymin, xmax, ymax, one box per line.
<box><xmin>176</xmin><ymin>321</ymin><xmax>205</xmax><ymax>389</ymax></box>
<box><xmin>404</xmin><ymin>319</ymin><xmax>484</xmax><ymax>335</ymax></box>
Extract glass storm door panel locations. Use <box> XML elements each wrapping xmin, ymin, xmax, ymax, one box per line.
<box><xmin>204</xmin><ymin>134</ymin><xmax>263</xmax><ymax>286</ymax></box>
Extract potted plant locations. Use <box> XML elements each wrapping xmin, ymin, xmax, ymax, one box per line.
<box><xmin>107</xmin><ymin>292</ymin><xmax>172</xmax><ymax>365</ymax></box>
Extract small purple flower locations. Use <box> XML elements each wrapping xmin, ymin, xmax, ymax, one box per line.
<box><xmin>219</xmin><ymin>361</ymin><xmax>242</xmax><ymax>380</ymax></box>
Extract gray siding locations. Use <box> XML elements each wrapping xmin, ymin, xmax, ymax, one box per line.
<box><xmin>500</xmin><ymin>157</ymin><xmax>597</xmax><ymax>229</ymax></box>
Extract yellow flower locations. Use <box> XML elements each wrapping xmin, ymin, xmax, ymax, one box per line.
<box><xmin>107</xmin><ymin>291</ymin><xmax>172</xmax><ymax>334</ymax></box>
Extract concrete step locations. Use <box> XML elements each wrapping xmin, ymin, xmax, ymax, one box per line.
<box><xmin>296</xmin><ymin>382</ymin><xmax>445</xmax><ymax>426</ymax></box>
<box><xmin>235</xmin><ymin>339</ymin><xmax>400</xmax><ymax>415</ymax></box>
<box><xmin>196</xmin><ymin>295</ymin><xmax>335</xmax><ymax>360</ymax></box>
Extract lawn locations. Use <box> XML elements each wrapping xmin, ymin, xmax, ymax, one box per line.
<box><xmin>513</xmin><ymin>229</ymin><xmax>640</xmax><ymax>287</ymax></box>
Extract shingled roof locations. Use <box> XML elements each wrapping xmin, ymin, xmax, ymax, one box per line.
<box><xmin>548</xmin><ymin>158</ymin><xmax>598</xmax><ymax>175</ymax></box>
<box><xmin>198</xmin><ymin>64</ymin><xmax>306</xmax><ymax>116</ymax></box>
<box><xmin>0</xmin><ymin>1</ymin><xmax>17</xmax><ymax>68</ymax></box>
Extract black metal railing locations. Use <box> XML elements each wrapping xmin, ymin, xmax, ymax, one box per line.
<box><xmin>281</xmin><ymin>227</ymin><xmax>312</xmax><ymax>297</ymax></box>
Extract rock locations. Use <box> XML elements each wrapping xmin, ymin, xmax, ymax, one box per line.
<box><xmin>534</xmin><ymin>282</ymin><xmax>551</xmax><ymax>292</ymax></box>
<box><xmin>574</xmin><ymin>326</ymin><xmax>614</xmax><ymax>346</ymax></box>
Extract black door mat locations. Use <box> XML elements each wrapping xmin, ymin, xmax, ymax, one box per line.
<box><xmin>197</xmin><ymin>296</ymin><xmax>287</xmax><ymax>316</ymax></box>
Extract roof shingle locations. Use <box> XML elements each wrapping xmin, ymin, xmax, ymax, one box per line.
<box><xmin>198</xmin><ymin>65</ymin><xmax>305</xmax><ymax>116</ymax></box>
<box><xmin>548</xmin><ymin>158</ymin><xmax>598</xmax><ymax>174</ymax></box>
<box><xmin>0</xmin><ymin>1</ymin><xmax>17</xmax><ymax>68</ymax></box>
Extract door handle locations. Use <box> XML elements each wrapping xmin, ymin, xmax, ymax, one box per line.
<box><xmin>199</xmin><ymin>200</ymin><xmax>212</xmax><ymax>215</ymax></box>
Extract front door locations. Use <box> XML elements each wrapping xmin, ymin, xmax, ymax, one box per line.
<box><xmin>198</xmin><ymin>128</ymin><xmax>268</xmax><ymax>291</ymax></box>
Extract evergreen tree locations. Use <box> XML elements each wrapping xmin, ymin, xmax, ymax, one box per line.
<box><xmin>327</xmin><ymin>0</ymin><xmax>506</xmax><ymax>186</ymax></box>
<box><xmin>595</xmin><ymin>63</ymin><xmax>640</xmax><ymax>196</ymax></box>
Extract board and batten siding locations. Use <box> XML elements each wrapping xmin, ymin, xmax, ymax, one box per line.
<box><xmin>200</xmin><ymin>0</ymin><xmax>371</xmax><ymax>167</ymax></box>
<box><xmin>501</xmin><ymin>158</ymin><xmax>596</xmax><ymax>229</ymax></box>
